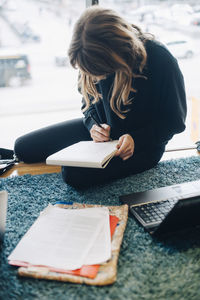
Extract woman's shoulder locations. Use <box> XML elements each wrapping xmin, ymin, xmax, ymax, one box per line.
<box><xmin>145</xmin><ymin>38</ymin><xmax>170</xmax><ymax>54</ymax></box>
<box><xmin>145</xmin><ymin>38</ymin><xmax>178</xmax><ymax>69</ymax></box>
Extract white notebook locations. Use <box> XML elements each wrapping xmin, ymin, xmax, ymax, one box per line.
<box><xmin>46</xmin><ymin>140</ymin><xmax>118</xmax><ymax>169</ymax></box>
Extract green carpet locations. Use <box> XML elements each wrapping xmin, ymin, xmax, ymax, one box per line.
<box><xmin>1</xmin><ymin>156</ymin><xmax>200</xmax><ymax>300</ymax></box>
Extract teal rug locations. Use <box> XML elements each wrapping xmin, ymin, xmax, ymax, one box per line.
<box><xmin>1</xmin><ymin>156</ymin><xmax>200</xmax><ymax>300</ymax></box>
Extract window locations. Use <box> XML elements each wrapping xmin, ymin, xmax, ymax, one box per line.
<box><xmin>1</xmin><ymin>0</ymin><xmax>200</xmax><ymax>152</ymax></box>
<box><xmin>0</xmin><ymin>0</ymin><xmax>86</xmax><ymax>148</ymax></box>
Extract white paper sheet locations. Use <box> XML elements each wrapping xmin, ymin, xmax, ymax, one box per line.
<box><xmin>8</xmin><ymin>205</ymin><xmax>111</xmax><ymax>270</ymax></box>
<box><xmin>84</xmin><ymin>214</ymin><xmax>111</xmax><ymax>265</ymax></box>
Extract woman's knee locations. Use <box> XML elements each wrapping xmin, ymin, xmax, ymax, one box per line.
<box><xmin>14</xmin><ymin>136</ymin><xmax>27</xmax><ymax>162</ymax></box>
<box><xmin>14</xmin><ymin>135</ymin><xmax>44</xmax><ymax>163</ymax></box>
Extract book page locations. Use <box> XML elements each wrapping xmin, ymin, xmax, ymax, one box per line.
<box><xmin>8</xmin><ymin>205</ymin><xmax>111</xmax><ymax>270</ymax></box>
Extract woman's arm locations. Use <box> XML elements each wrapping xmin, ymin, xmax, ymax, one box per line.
<box><xmin>128</xmin><ymin>52</ymin><xmax>187</xmax><ymax>153</ymax></box>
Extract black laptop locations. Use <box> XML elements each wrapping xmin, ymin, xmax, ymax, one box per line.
<box><xmin>0</xmin><ymin>190</ymin><xmax>8</xmax><ymax>242</ymax></box>
<box><xmin>120</xmin><ymin>179</ymin><xmax>200</xmax><ymax>237</ymax></box>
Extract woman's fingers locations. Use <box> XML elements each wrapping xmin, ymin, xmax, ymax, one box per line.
<box><xmin>120</xmin><ymin>149</ymin><xmax>134</xmax><ymax>160</ymax></box>
<box><xmin>115</xmin><ymin>134</ymin><xmax>134</xmax><ymax>160</ymax></box>
<box><xmin>90</xmin><ymin>124</ymin><xmax>111</xmax><ymax>142</ymax></box>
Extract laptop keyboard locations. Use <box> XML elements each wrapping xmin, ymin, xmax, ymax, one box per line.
<box><xmin>130</xmin><ymin>199</ymin><xmax>178</xmax><ymax>225</ymax></box>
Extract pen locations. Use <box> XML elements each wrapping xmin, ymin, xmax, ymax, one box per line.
<box><xmin>89</xmin><ymin>113</ymin><xmax>103</xmax><ymax>128</ymax></box>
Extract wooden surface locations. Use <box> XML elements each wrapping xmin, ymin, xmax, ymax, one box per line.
<box><xmin>162</xmin><ymin>148</ymin><xmax>199</xmax><ymax>160</ymax></box>
<box><xmin>0</xmin><ymin>162</ymin><xmax>61</xmax><ymax>178</ymax></box>
<box><xmin>0</xmin><ymin>148</ymin><xmax>199</xmax><ymax>179</ymax></box>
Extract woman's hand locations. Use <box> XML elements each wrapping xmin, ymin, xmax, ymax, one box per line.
<box><xmin>115</xmin><ymin>134</ymin><xmax>135</xmax><ymax>161</ymax></box>
<box><xmin>90</xmin><ymin>124</ymin><xmax>111</xmax><ymax>142</ymax></box>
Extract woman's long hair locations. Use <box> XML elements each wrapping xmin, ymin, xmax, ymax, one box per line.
<box><xmin>68</xmin><ymin>5</ymin><xmax>152</xmax><ymax>118</ymax></box>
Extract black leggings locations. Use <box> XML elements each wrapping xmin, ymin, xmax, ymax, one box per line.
<box><xmin>14</xmin><ymin>118</ymin><xmax>164</xmax><ymax>188</ymax></box>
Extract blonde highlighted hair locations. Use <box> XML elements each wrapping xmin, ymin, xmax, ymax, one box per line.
<box><xmin>68</xmin><ymin>6</ymin><xmax>152</xmax><ymax>118</ymax></box>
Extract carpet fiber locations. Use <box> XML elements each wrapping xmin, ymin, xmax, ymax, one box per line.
<box><xmin>1</xmin><ymin>156</ymin><xmax>200</xmax><ymax>300</ymax></box>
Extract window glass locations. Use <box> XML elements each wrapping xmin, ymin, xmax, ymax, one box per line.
<box><xmin>1</xmin><ymin>0</ymin><xmax>200</xmax><ymax>151</ymax></box>
<box><xmin>100</xmin><ymin>0</ymin><xmax>200</xmax><ymax>150</ymax></box>
<box><xmin>0</xmin><ymin>0</ymin><xmax>85</xmax><ymax>147</ymax></box>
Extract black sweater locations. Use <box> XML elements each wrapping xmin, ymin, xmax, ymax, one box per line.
<box><xmin>82</xmin><ymin>39</ymin><xmax>187</xmax><ymax>153</ymax></box>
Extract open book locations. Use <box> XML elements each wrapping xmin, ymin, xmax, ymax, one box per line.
<box><xmin>46</xmin><ymin>140</ymin><xmax>118</xmax><ymax>169</ymax></box>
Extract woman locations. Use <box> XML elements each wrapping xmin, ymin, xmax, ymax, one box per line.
<box><xmin>13</xmin><ymin>6</ymin><xmax>186</xmax><ymax>188</ymax></box>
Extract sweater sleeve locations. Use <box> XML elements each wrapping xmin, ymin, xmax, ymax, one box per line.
<box><xmin>129</xmin><ymin>55</ymin><xmax>187</xmax><ymax>152</ymax></box>
<box><xmin>81</xmin><ymin>94</ymin><xmax>107</xmax><ymax>133</ymax></box>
